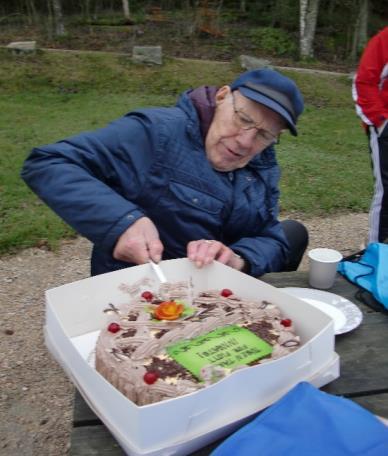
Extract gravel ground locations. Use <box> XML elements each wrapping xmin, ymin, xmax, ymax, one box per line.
<box><xmin>0</xmin><ymin>213</ymin><xmax>369</xmax><ymax>455</ymax></box>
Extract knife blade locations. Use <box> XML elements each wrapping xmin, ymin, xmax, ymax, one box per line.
<box><xmin>149</xmin><ymin>260</ymin><xmax>167</xmax><ymax>283</ymax></box>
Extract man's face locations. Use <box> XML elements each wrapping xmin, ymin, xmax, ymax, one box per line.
<box><xmin>205</xmin><ymin>87</ymin><xmax>286</xmax><ymax>172</ymax></box>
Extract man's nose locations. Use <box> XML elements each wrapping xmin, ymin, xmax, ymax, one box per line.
<box><xmin>236</xmin><ymin>128</ymin><xmax>258</xmax><ymax>149</ymax></box>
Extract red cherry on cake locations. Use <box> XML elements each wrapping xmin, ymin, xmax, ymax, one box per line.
<box><xmin>281</xmin><ymin>318</ymin><xmax>292</xmax><ymax>327</ymax></box>
<box><xmin>220</xmin><ymin>288</ymin><xmax>233</xmax><ymax>297</ymax></box>
<box><xmin>141</xmin><ymin>291</ymin><xmax>154</xmax><ymax>301</ymax></box>
<box><xmin>143</xmin><ymin>371</ymin><xmax>159</xmax><ymax>385</ymax></box>
<box><xmin>107</xmin><ymin>322</ymin><xmax>121</xmax><ymax>333</ymax></box>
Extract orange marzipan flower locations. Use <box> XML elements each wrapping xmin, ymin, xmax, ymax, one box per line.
<box><xmin>154</xmin><ymin>301</ymin><xmax>184</xmax><ymax>320</ymax></box>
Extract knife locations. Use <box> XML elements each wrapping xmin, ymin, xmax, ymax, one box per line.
<box><xmin>149</xmin><ymin>260</ymin><xmax>167</xmax><ymax>283</ymax></box>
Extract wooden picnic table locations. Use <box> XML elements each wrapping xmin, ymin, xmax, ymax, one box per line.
<box><xmin>70</xmin><ymin>272</ymin><xmax>388</xmax><ymax>455</ymax></box>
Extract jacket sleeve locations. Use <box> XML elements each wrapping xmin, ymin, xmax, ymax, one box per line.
<box><xmin>230</xmin><ymin>219</ymin><xmax>289</xmax><ymax>277</ymax></box>
<box><xmin>353</xmin><ymin>28</ymin><xmax>388</xmax><ymax>127</ymax></box>
<box><xmin>227</xmin><ymin>152</ymin><xmax>289</xmax><ymax>277</ymax></box>
<box><xmin>21</xmin><ymin>114</ymin><xmax>156</xmax><ymax>253</ymax></box>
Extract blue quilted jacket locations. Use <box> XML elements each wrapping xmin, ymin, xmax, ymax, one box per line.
<box><xmin>21</xmin><ymin>91</ymin><xmax>289</xmax><ymax>276</ymax></box>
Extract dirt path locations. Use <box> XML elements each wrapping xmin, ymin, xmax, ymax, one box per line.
<box><xmin>0</xmin><ymin>213</ymin><xmax>368</xmax><ymax>455</ymax></box>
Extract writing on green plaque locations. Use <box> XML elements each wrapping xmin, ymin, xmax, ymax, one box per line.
<box><xmin>166</xmin><ymin>325</ymin><xmax>273</xmax><ymax>379</ymax></box>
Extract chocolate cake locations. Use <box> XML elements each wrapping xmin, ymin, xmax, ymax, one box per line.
<box><xmin>95</xmin><ymin>278</ymin><xmax>300</xmax><ymax>406</ymax></box>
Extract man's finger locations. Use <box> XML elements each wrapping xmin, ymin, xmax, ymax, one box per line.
<box><xmin>187</xmin><ymin>240</ymin><xmax>201</xmax><ymax>261</ymax></box>
<box><xmin>203</xmin><ymin>241</ymin><xmax>223</xmax><ymax>264</ymax></box>
<box><xmin>148</xmin><ymin>238</ymin><xmax>164</xmax><ymax>263</ymax></box>
<box><xmin>215</xmin><ymin>248</ymin><xmax>232</xmax><ymax>265</ymax></box>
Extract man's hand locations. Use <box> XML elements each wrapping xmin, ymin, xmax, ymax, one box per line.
<box><xmin>187</xmin><ymin>239</ymin><xmax>246</xmax><ymax>271</ymax></box>
<box><xmin>113</xmin><ymin>217</ymin><xmax>163</xmax><ymax>265</ymax></box>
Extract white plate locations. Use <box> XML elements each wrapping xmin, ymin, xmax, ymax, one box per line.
<box><xmin>280</xmin><ymin>287</ymin><xmax>363</xmax><ymax>335</ymax></box>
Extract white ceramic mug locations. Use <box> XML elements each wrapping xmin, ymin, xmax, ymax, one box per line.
<box><xmin>308</xmin><ymin>248</ymin><xmax>343</xmax><ymax>289</ymax></box>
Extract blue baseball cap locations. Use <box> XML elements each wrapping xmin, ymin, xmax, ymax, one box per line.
<box><xmin>230</xmin><ymin>68</ymin><xmax>304</xmax><ymax>136</ymax></box>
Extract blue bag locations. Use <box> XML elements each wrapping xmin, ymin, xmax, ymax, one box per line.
<box><xmin>337</xmin><ymin>243</ymin><xmax>388</xmax><ymax>310</ymax></box>
<box><xmin>211</xmin><ymin>382</ymin><xmax>388</xmax><ymax>456</ymax></box>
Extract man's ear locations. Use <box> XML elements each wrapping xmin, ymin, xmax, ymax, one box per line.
<box><xmin>215</xmin><ymin>85</ymin><xmax>232</xmax><ymax>106</ymax></box>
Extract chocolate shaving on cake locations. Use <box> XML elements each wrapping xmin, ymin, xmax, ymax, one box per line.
<box><xmin>109</xmin><ymin>347</ymin><xmax>127</xmax><ymax>361</ymax></box>
<box><xmin>244</xmin><ymin>322</ymin><xmax>278</xmax><ymax>343</ymax></box>
<box><xmin>195</xmin><ymin>304</ymin><xmax>220</xmax><ymax>320</ymax></box>
<box><xmin>199</xmin><ymin>302</ymin><xmax>217</xmax><ymax>309</ymax></box>
<box><xmin>198</xmin><ymin>292</ymin><xmax>214</xmax><ymax>297</ymax></box>
<box><xmin>121</xmin><ymin>329</ymin><xmax>137</xmax><ymax>338</ymax></box>
<box><xmin>147</xmin><ymin>356</ymin><xmax>195</xmax><ymax>381</ymax></box>
<box><xmin>154</xmin><ymin>329</ymin><xmax>169</xmax><ymax>339</ymax></box>
<box><xmin>260</xmin><ymin>300</ymin><xmax>271</xmax><ymax>309</ymax></box>
<box><xmin>103</xmin><ymin>303</ymin><xmax>120</xmax><ymax>314</ymax></box>
<box><xmin>121</xmin><ymin>346</ymin><xmax>136</xmax><ymax>356</ymax></box>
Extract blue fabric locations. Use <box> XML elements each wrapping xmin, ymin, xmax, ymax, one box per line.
<box><xmin>338</xmin><ymin>243</ymin><xmax>388</xmax><ymax>310</ymax></box>
<box><xmin>212</xmin><ymin>382</ymin><xmax>388</xmax><ymax>456</ymax></box>
<box><xmin>21</xmin><ymin>91</ymin><xmax>289</xmax><ymax>276</ymax></box>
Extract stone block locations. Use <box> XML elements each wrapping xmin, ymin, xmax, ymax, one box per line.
<box><xmin>239</xmin><ymin>55</ymin><xmax>272</xmax><ymax>71</ymax></box>
<box><xmin>6</xmin><ymin>41</ymin><xmax>37</xmax><ymax>55</ymax></box>
<box><xmin>132</xmin><ymin>46</ymin><xmax>162</xmax><ymax>65</ymax></box>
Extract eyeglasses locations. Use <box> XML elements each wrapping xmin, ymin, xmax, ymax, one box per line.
<box><xmin>231</xmin><ymin>92</ymin><xmax>279</xmax><ymax>146</ymax></box>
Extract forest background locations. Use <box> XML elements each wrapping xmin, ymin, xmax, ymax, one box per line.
<box><xmin>1</xmin><ymin>0</ymin><xmax>387</xmax><ymax>65</ymax></box>
<box><xmin>0</xmin><ymin>1</ymin><xmax>387</xmax><ymax>255</ymax></box>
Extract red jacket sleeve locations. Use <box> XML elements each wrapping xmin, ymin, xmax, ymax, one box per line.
<box><xmin>353</xmin><ymin>27</ymin><xmax>388</xmax><ymax>127</ymax></box>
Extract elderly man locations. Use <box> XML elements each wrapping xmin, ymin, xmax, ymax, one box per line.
<box><xmin>21</xmin><ymin>68</ymin><xmax>307</xmax><ymax>277</ymax></box>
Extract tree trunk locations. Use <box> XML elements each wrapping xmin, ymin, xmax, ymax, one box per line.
<box><xmin>327</xmin><ymin>0</ymin><xmax>335</xmax><ymax>18</ymax></box>
<box><xmin>270</xmin><ymin>0</ymin><xmax>283</xmax><ymax>27</ymax></box>
<box><xmin>350</xmin><ymin>0</ymin><xmax>368</xmax><ymax>61</ymax></box>
<box><xmin>83</xmin><ymin>0</ymin><xmax>91</xmax><ymax>21</ymax></box>
<box><xmin>358</xmin><ymin>0</ymin><xmax>368</xmax><ymax>50</ymax></box>
<box><xmin>25</xmin><ymin>0</ymin><xmax>38</xmax><ymax>25</ymax></box>
<box><xmin>299</xmin><ymin>0</ymin><xmax>320</xmax><ymax>58</ymax></box>
<box><xmin>122</xmin><ymin>0</ymin><xmax>130</xmax><ymax>19</ymax></box>
<box><xmin>52</xmin><ymin>0</ymin><xmax>65</xmax><ymax>36</ymax></box>
<box><xmin>46</xmin><ymin>0</ymin><xmax>53</xmax><ymax>40</ymax></box>
<box><xmin>93</xmin><ymin>0</ymin><xmax>100</xmax><ymax>20</ymax></box>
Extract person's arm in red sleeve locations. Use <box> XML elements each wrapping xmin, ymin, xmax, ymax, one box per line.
<box><xmin>353</xmin><ymin>27</ymin><xmax>388</xmax><ymax>128</ymax></box>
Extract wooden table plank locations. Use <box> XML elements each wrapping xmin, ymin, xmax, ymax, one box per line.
<box><xmin>262</xmin><ymin>272</ymin><xmax>388</xmax><ymax>396</ymax></box>
<box><xmin>71</xmin><ymin>423</ymin><xmax>232</xmax><ymax>456</ymax></box>
<box><xmin>323</xmin><ymin>316</ymin><xmax>388</xmax><ymax>396</ymax></box>
<box><xmin>351</xmin><ymin>394</ymin><xmax>388</xmax><ymax>418</ymax></box>
<box><xmin>71</xmin><ymin>425</ymin><xmax>124</xmax><ymax>456</ymax></box>
<box><xmin>73</xmin><ymin>390</ymin><xmax>101</xmax><ymax>425</ymax></box>
<box><xmin>71</xmin><ymin>395</ymin><xmax>388</xmax><ymax>456</ymax></box>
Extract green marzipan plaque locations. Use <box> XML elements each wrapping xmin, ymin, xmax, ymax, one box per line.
<box><xmin>166</xmin><ymin>325</ymin><xmax>273</xmax><ymax>379</ymax></box>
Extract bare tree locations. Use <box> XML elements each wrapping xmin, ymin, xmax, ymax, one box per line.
<box><xmin>122</xmin><ymin>0</ymin><xmax>130</xmax><ymax>19</ymax></box>
<box><xmin>25</xmin><ymin>0</ymin><xmax>38</xmax><ymax>25</ymax></box>
<box><xmin>350</xmin><ymin>0</ymin><xmax>368</xmax><ymax>61</ymax></box>
<box><xmin>52</xmin><ymin>0</ymin><xmax>65</xmax><ymax>36</ymax></box>
<box><xmin>299</xmin><ymin>0</ymin><xmax>320</xmax><ymax>58</ymax></box>
<box><xmin>46</xmin><ymin>0</ymin><xmax>53</xmax><ymax>40</ymax></box>
<box><xmin>83</xmin><ymin>0</ymin><xmax>91</xmax><ymax>21</ymax></box>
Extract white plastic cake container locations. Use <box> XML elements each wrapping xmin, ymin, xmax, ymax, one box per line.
<box><xmin>45</xmin><ymin>258</ymin><xmax>339</xmax><ymax>456</ymax></box>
